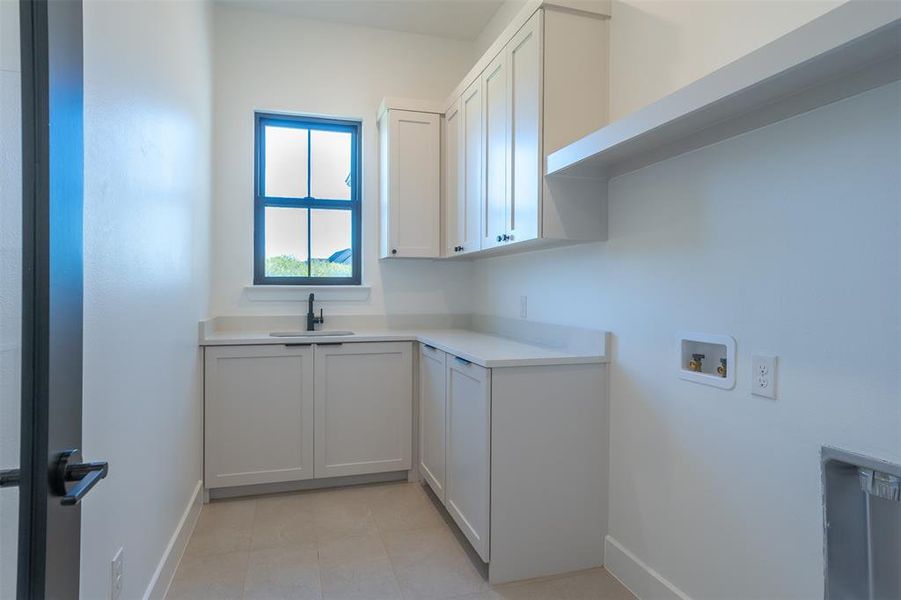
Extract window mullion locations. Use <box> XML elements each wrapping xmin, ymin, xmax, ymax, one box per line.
<box><xmin>306</xmin><ymin>129</ymin><xmax>312</xmax><ymax>200</ymax></box>
<box><xmin>307</xmin><ymin>132</ymin><xmax>312</xmax><ymax>278</ymax></box>
<box><xmin>307</xmin><ymin>208</ymin><xmax>312</xmax><ymax>278</ymax></box>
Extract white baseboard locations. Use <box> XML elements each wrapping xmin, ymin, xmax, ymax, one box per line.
<box><xmin>143</xmin><ymin>480</ymin><xmax>203</xmax><ymax>600</ymax></box>
<box><xmin>604</xmin><ymin>535</ymin><xmax>692</xmax><ymax>600</ymax></box>
<box><xmin>207</xmin><ymin>470</ymin><xmax>408</xmax><ymax>500</ymax></box>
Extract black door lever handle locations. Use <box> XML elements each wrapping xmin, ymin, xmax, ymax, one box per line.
<box><xmin>51</xmin><ymin>449</ymin><xmax>109</xmax><ymax>506</ymax></box>
<box><xmin>61</xmin><ymin>464</ymin><xmax>108</xmax><ymax>505</ymax></box>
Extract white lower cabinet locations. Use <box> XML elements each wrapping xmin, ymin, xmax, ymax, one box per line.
<box><xmin>204</xmin><ymin>341</ymin><xmax>412</xmax><ymax>488</ymax></box>
<box><xmin>445</xmin><ymin>355</ymin><xmax>492</xmax><ymax>563</ymax></box>
<box><xmin>206</xmin><ymin>338</ymin><xmax>608</xmax><ymax>585</ymax></box>
<box><xmin>418</xmin><ymin>350</ymin><xmax>608</xmax><ymax>584</ymax></box>
<box><xmin>204</xmin><ymin>344</ymin><xmax>315</xmax><ymax>489</ymax></box>
<box><xmin>314</xmin><ymin>342</ymin><xmax>413</xmax><ymax>478</ymax></box>
<box><xmin>419</xmin><ymin>344</ymin><xmax>447</xmax><ymax>500</ymax></box>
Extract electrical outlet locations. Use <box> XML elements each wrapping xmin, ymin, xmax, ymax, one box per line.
<box><xmin>751</xmin><ymin>355</ymin><xmax>777</xmax><ymax>399</ymax></box>
<box><xmin>111</xmin><ymin>547</ymin><xmax>124</xmax><ymax>600</ymax></box>
<box><xmin>519</xmin><ymin>295</ymin><xmax>528</xmax><ymax>319</ymax></box>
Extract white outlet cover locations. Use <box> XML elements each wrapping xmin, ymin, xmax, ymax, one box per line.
<box><xmin>751</xmin><ymin>355</ymin><xmax>777</xmax><ymax>399</ymax></box>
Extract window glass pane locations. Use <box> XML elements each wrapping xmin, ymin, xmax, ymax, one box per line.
<box><xmin>265</xmin><ymin>206</ymin><xmax>309</xmax><ymax>277</ymax></box>
<box><xmin>264</xmin><ymin>125</ymin><xmax>308</xmax><ymax>198</ymax></box>
<box><xmin>311</xmin><ymin>209</ymin><xmax>352</xmax><ymax>278</ymax></box>
<box><xmin>310</xmin><ymin>130</ymin><xmax>352</xmax><ymax>200</ymax></box>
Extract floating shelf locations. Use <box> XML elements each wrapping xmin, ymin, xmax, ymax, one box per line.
<box><xmin>546</xmin><ymin>0</ymin><xmax>901</xmax><ymax>180</ymax></box>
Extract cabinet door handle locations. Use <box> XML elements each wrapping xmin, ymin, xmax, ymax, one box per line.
<box><xmin>496</xmin><ymin>235</ymin><xmax>502</xmax><ymax>242</ymax></box>
<box><xmin>391</xmin><ymin>249</ymin><xmax>397</xmax><ymax>255</ymax></box>
<box><xmin>316</xmin><ymin>342</ymin><xmax>344</xmax><ymax>346</ymax></box>
<box><xmin>284</xmin><ymin>343</ymin><xmax>312</xmax><ymax>347</ymax></box>
<box><xmin>424</xmin><ymin>344</ymin><xmax>437</xmax><ymax>351</ymax></box>
<box><xmin>454</xmin><ymin>356</ymin><xmax>472</xmax><ymax>366</ymax></box>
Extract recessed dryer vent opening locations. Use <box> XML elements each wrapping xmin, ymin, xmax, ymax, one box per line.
<box><xmin>822</xmin><ymin>447</ymin><xmax>901</xmax><ymax>600</ymax></box>
<box><xmin>678</xmin><ymin>332</ymin><xmax>735</xmax><ymax>390</ymax></box>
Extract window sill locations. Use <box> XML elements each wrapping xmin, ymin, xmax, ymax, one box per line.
<box><xmin>244</xmin><ymin>285</ymin><xmax>371</xmax><ymax>302</ymax></box>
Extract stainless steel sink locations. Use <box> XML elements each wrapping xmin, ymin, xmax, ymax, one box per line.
<box><xmin>269</xmin><ymin>330</ymin><xmax>354</xmax><ymax>337</ymax></box>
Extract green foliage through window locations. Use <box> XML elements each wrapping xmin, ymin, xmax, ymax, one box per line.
<box><xmin>265</xmin><ymin>255</ymin><xmax>353</xmax><ymax>278</ymax></box>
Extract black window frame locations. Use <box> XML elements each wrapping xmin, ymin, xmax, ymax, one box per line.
<box><xmin>253</xmin><ymin>112</ymin><xmax>362</xmax><ymax>285</ymax></box>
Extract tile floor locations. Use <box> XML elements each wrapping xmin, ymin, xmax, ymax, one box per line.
<box><xmin>167</xmin><ymin>481</ymin><xmax>635</xmax><ymax>600</ymax></box>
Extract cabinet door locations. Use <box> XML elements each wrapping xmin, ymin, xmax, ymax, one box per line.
<box><xmin>481</xmin><ymin>51</ymin><xmax>509</xmax><ymax>251</ymax></box>
<box><xmin>507</xmin><ymin>10</ymin><xmax>542</xmax><ymax>244</ymax></box>
<box><xmin>461</xmin><ymin>79</ymin><xmax>483</xmax><ymax>254</ymax></box>
<box><xmin>445</xmin><ymin>356</ymin><xmax>491</xmax><ymax>562</ymax></box>
<box><xmin>419</xmin><ymin>344</ymin><xmax>447</xmax><ymax>501</ymax></box>
<box><xmin>314</xmin><ymin>342</ymin><xmax>413</xmax><ymax>478</ymax></box>
<box><xmin>386</xmin><ymin>110</ymin><xmax>440</xmax><ymax>258</ymax></box>
<box><xmin>204</xmin><ymin>344</ymin><xmax>314</xmax><ymax>489</ymax></box>
<box><xmin>444</xmin><ymin>99</ymin><xmax>463</xmax><ymax>257</ymax></box>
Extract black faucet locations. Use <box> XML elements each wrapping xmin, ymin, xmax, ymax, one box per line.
<box><xmin>307</xmin><ymin>293</ymin><xmax>324</xmax><ymax>331</ymax></box>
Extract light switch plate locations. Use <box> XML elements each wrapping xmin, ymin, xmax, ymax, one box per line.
<box><xmin>751</xmin><ymin>355</ymin><xmax>777</xmax><ymax>399</ymax></box>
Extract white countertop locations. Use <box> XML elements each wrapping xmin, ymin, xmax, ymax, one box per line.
<box><xmin>199</xmin><ymin>327</ymin><xmax>608</xmax><ymax>368</ymax></box>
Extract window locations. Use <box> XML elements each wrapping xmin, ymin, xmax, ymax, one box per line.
<box><xmin>254</xmin><ymin>113</ymin><xmax>362</xmax><ymax>285</ymax></box>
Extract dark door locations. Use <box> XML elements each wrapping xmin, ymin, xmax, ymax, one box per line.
<box><xmin>0</xmin><ymin>0</ymin><xmax>106</xmax><ymax>597</ymax></box>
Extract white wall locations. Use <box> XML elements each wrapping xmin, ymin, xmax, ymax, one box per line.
<box><xmin>473</xmin><ymin>77</ymin><xmax>901</xmax><ymax>600</ymax></box>
<box><xmin>81</xmin><ymin>1</ymin><xmax>213</xmax><ymax>598</ymax></box>
<box><xmin>472</xmin><ymin>3</ymin><xmax>900</xmax><ymax>596</ymax></box>
<box><xmin>211</xmin><ymin>6</ymin><xmax>476</xmax><ymax>317</ymax></box>
<box><xmin>608</xmin><ymin>0</ymin><xmax>841</xmax><ymax>119</ymax></box>
<box><xmin>473</xmin><ymin>0</ymin><xmax>528</xmax><ymax>58</ymax></box>
<box><xmin>472</xmin><ymin>0</ymin><xmax>842</xmax><ymax>121</ymax></box>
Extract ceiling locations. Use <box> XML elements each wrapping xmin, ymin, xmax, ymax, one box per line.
<box><xmin>221</xmin><ymin>0</ymin><xmax>508</xmax><ymax>41</ymax></box>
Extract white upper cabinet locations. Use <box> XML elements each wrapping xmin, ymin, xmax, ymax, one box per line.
<box><xmin>481</xmin><ymin>51</ymin><xmax>509</xmax><ymax>251</ymax></box>
<box><xmin>460</xmin><ymin>80</ymin><xmax>484</xmax><ymax>255</ymax></box>
<box><xmin>441</xmin><ymin>6</ymin><xmax>609</xmax><ymax>256</ymax></box>
<box><xmin>444</xmin><ymin>99</ymin><xmax>463</xmax><ymax>257</ymax></box>
<box><xmin>379</xmin><ymin>108</ymin><xmax>440</xmax><ymax>258</ymax></box>
<box><xmin>382</xmin><ymin>3</ymin><xmax>610</xmax><ymax>259</ymax></box>
<box><xmin>445</xmin><ymin>91</ymin><xmax>483</xmax><ymax>256</ymax></box>
<box><xmin>506</xmin><ymin>11</ymin><xmax>542</xmax><ymax>245</ymax></box>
